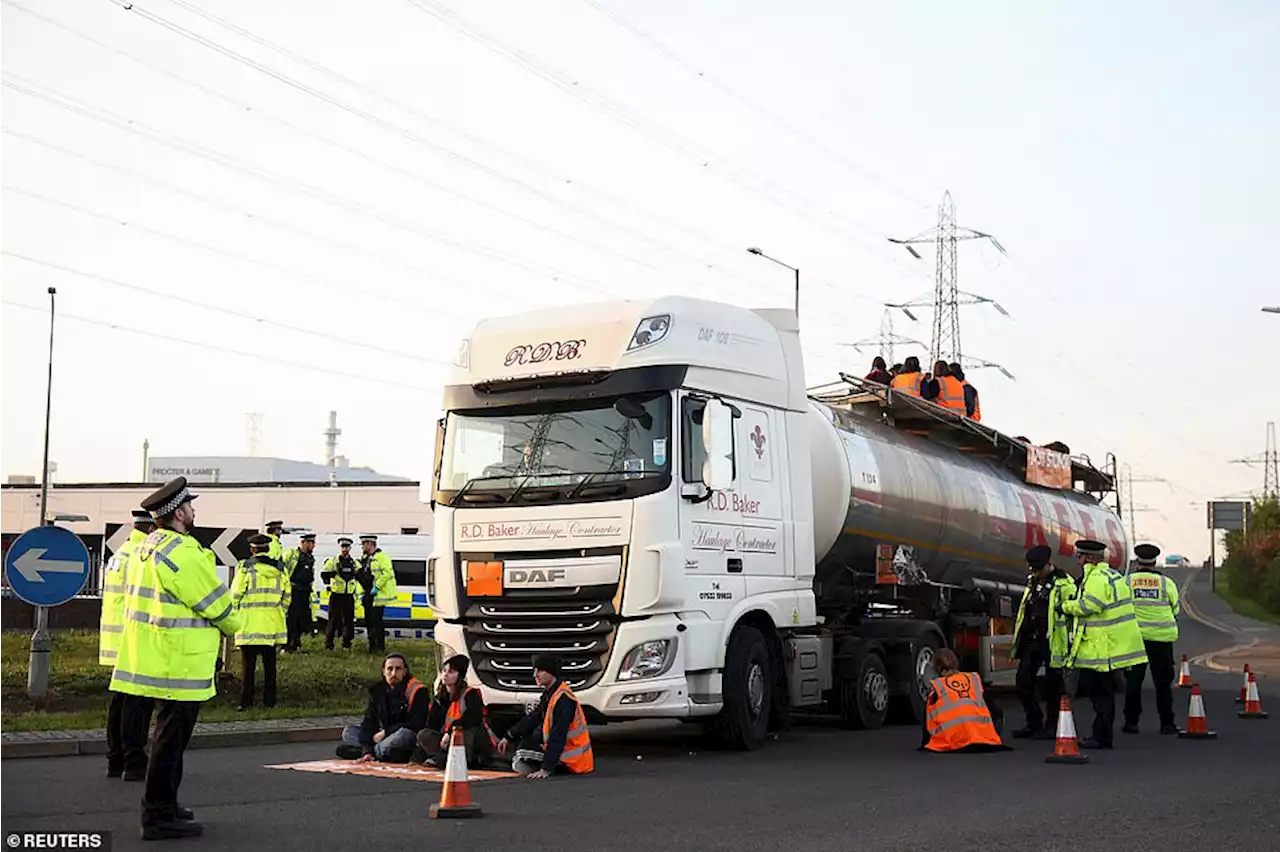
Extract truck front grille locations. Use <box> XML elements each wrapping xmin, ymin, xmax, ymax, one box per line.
<box><xmin>462</xmin><ymin>585</ymin><xmax>617</xmax><ymax>692</ymax></box>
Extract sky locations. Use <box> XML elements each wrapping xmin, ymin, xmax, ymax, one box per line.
<box><xmin>2</xmin><ymin>0</ymin><xmax>1276</xmax><ymax>560</ymax></box>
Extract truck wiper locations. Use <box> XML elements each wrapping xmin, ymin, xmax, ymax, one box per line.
<box><xmin>448</xmin><ymin>475</ymin><xmax>521</xmax><ymax>506</ymax></box>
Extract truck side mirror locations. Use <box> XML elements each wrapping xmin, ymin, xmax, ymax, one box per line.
<box><xmin>701</xmin><ymin>399</ymin><xmax>735</xmax><ymax>491</ymax></box>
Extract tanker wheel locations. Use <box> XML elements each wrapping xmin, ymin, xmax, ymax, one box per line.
<box><xmin>888</xmin><ymin>633</ymin><xmax>941</xmax><ymax>725</ymax></box>
<box><xmin>840</xmin><ymin>650</ymin><xmax>889</xmax><ymax>731</ymax></box>
<box><xmin>708</xmin><ymin>625</ymin><xmax>771</xmax><ymax>750</ymax></box>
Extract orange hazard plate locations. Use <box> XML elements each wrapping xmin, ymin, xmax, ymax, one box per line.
<box><xmin>466</xmin><ymin>561</ymin><xmax>503</xmax><ymax>597</ymax></box>
<box><xmin>265</xmin><ymin>760</ymin><xmax>518</xmax><ymax>784</ymax></box>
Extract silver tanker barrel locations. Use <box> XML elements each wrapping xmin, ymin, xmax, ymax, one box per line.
<box><xmin>805</xmin><ymin>399</ymin><xmax>1127</xmax><ymax>612</ymax></box>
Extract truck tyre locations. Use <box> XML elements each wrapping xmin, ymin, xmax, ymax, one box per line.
<box><xmin>709</xmin><ymin>625</ymin><xmax>771</xmax><ymax>750</ymax></box>
<box><xmin>840</xmin><ymin>649</ymin><xmax>889</xmax><ymax>731</ymax></box>
<box><xmin>888</xmin><ymin>632</ymin><xmax>941</xmax><ymax>725</ymax></box>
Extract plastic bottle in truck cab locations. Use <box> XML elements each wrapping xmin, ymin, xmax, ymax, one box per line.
<box><xmin>427</xmin><ymin>296</ymin><xmax>1125</xmax><ymax>749</ymax></box>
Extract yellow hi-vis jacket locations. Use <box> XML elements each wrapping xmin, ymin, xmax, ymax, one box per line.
<box><xmin>1126</xmin><ymin>569</ymin><xmax>1180</xmax><ymax>643</ymax></box>
<box><xmin>109</xmin><ymin>529</ymin><xmax>243</xmax><ymax>701</ymax></box>
<box><xmin>231</xmin><ymin>555</ymin><xmax>290</xmax><ymax>646</ymax></box>
<box><xmin>1062</xmin><ymin>561</ymin><xmax>1149</xmax><ymax>672</ymax></box>
<box><xmin>99</xmin><ymin>529</ymin><xmax>147</xmax><ymax>668</ymax></box>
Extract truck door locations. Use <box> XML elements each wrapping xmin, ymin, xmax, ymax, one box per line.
<box><xmin>678</xmin><ymin>393</ymin><xmax>747</xmax><ymax>612</ymax></box>
<box><xmin>734</xmin><ymin>404</ymin><xmax>786</xmax><ymax>578</ymax></box>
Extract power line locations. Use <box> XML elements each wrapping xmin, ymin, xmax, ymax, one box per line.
<box><xmin>2</xmin><ymin>74</ymin><xmax>616</xmax><ymax>300</ymax></box>
<box><xmin>1</xmin><ymin>126</ymin><xmax>533</xmax><ymax>307</ymax></box>
<box><xmin>0</xmin><ymin>298</ymin><xmax>438</xmax><ymax>392</ymax></box>
<box><xmin>2</xmin><ymin>0</ymin><xmax>747</xmax><ymax>303</ymax></box>
<box><xmin>577</xmin><ymin>0</ymin><xmax>932</xmax><ymax>212</ymax></box>
<box><xmin>1</xmin><ymin>251</ymin><xmax>453</xmax><ymax>366</ymax></box>
<box><xmin>397</xmin><ymin>0</ymin><xmax>936</xmax><ymax>275</ymax></box>
<box><xmin>93</xmin><ymin>0</ymin><xmax>895</xmax><ymax>319</ymax></box>
<box><xmin>1</xmin><ymin>184</ymin><xmax>471</xmax><ymax>321</ymax></box>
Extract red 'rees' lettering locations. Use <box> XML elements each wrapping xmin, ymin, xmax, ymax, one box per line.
<box><xmin>1019</xmin><ymin>493</ymin><xmax>1048</xmax><ymax>550</ymax></box>
<box><xmin>1051</xmin><ymin>501</ymin><xmax>1076</xmax><ymax>557</ymax></box>
<box><xmin>1103</xmin><ymin>518</ymin><xmax>1125</xmax><ymax>569</ymax></box>
<box><xmin>1076</xmin><ymin>508</ymin><xmax>1098</xmax><ymax>546</ymax></box>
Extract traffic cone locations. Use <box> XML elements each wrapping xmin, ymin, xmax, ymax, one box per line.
<box><xmin>1177</xmin><ymin>684</ymin><xmax>1218</xmax><ymax>739</ymax></box>
<box><xmin>1176</xmin><ymin>655</ymin><xmax>1193</xmax><ymax>688</ymax></box>
<box><xmin>1238</xmin><ymin>671</ymin><xmax>1269</xmax><ymax>719</ymax></box>
<box><xmin>1045</xmin><ymin>695</ymin><xmax>1089</xmax><ymax>764</ymax></box>
<box><xmin>1236</xmin><ymin>664</ymin><xmax>1251</xmax><ymax>703</ymax></box>
<box><xmin>429</xmin><ymin>728</ymin><xmax>482</xmax><ymax>819</ymax></box>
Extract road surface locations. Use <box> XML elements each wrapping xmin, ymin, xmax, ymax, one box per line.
<box><xmin>5</xmin><ymin>567</ymin><xmax>1275</xmax><ymax>852</ymax></box>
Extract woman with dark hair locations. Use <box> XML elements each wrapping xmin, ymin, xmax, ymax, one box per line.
<box><xmin>865</xmin><ymin>356</ymin><xmax>892</xmax><ymax>385</ymax></box>
<box><xmin>413</xmin><ymin>655</ymin><xmax>497</xmax><ymax>768</ymax></box>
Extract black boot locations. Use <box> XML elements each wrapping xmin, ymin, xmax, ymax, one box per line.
<box><xmin>142</xmin><ymin>820</ymin><xmax>203</xmax><ymax>841</ymax></box>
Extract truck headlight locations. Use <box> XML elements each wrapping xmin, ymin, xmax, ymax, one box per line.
<box><xmin>627</xmin><ymin>314</ymin><xmax>671</xmax><ymax>351</ymax></box>
<box><xmin>617</xmin><ymin>638</ymin><xmax>677</xmax><ymax>681</ymax></box>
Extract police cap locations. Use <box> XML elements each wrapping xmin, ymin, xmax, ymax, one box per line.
<box><xmin>1026</xmin><ymin>545</ymin><xmax>1052</xmax><ymax>566</ymax></box>
<box><xmin>1134</xmin><ymin>543</ymin><xmax>1161</xmax><ymax>564</ymax></box>
<box><xmin>131</xmin><ymin>509</ymin><xmax>153</xmax><ymax>525</ymax></box>
<box><xmin>359</xmin><ymin>534</ymin><xmax>378</xmax><ymax>543</ymax></box>
<box><xmin>337</xmin><ymin>536</ymin><xmax>354</xmax><ymax>546</ymax></box>
<box><xmin>265</xmin><ymin>519</ymin><xmax>284</xmax><ymax>529</ymax></box>
<box><xmin>299</xmin><ymin>533</ymin><xmax>317</xmax><ymax>542</ymax></box>
<box><xmin>140</xmin><ymin>477</ymin><xmax>198</xmax><ymax>518</ymax></box>
<box><xmin>1074</xmin><ymin>539</ymin><xmax>1106</xmax><ymax>555</ymax></box>
<box><xmin>248</xmin><ymin>533</ymin><xmax>272</xmax><ymax>548</ymax></box>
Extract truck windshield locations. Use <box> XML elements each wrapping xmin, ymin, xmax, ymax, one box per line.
<box><xmin>437</xmin><ymin>392</ymin><xmax>672</xmax><ymax>505</ymax></box>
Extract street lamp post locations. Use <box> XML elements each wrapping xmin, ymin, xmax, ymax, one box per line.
<box><xmin>747</xmin><ymin>247</ymin><xmax>800</xmax><ymax>318</ymax></box>
<box><xmin>28</xmin><ymin>286</ymin><xmax>57</xmax><ymax>701</ymax></box>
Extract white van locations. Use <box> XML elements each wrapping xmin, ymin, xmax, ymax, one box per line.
<box><xmin>279</xmin><ymin>532</ymin><xmax>436</xmax><ymax>640</ymax></box>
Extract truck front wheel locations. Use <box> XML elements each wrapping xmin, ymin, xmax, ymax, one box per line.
<box><xmin>708</xmin><ymin>625</ymin><xmax>771</xmax><ymax>750</ymax></box>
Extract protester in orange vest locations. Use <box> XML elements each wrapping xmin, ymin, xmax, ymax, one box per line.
<box><xmin>921</xmin><ymin>360</ymin><xmax>967</xmax><ymax>413</ymax></box>
<box><xmin>948</xmin><ymin>362</ymin><xmax>981</xmax><ymax>422</ymax></box>
<box><xmin>413</xmin><ymin>654</ymin><xmax>498</xmax><ymax>769</ymax></box>
<box><xmin>496</xmin><ymin>655</ymin><xmax>594</xmax><ymax>778</ymax></box>
<box><xmin>920</xmin><ymin>649</ymin><xmax>1010</xmax><ymax>753</ymax></box>
<box><xmin>889</xmin><ymin>356</ymin><xmax>924</xmax><ymax>396</ymax></box>
<box><xmin>336</xmin><ymin>653</ymin><xmax>431</xmax><ymax>763</ymax></box>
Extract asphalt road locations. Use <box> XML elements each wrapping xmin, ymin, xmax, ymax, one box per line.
<box><xmin>6</xmin><ymin>567</ymin><xmax>1276</xmax><ymax>852</ymax></box>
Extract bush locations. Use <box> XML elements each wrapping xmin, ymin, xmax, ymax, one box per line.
<box><xmin>1222</xmin><ymin>496</ymin><xmax>1280</xmax><ymax>615</ymax></box>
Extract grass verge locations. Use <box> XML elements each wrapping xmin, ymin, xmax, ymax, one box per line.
<box><xmin>1214</xmin><ymin>573</ymin><xmax>1280</xmax><ymax>627</ymax></box>
<box><xmin>2</xmin><ymin>630</ymin><xmax>437</xmax><ymax>732</ymax></box>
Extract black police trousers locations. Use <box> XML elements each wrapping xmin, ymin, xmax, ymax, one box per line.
<box><xmin>325</xmin><ymin>593</ymin><xmax>355</xmax><ymax>649</ymax></box>
<box><xmin>107</xmin><ymin>691</ymin><xmax>154</xmax><ymax>774</ymax></box>
<box><xmin>1124</xmin><ymin>640</ymin><xmax>1176</xmax><ymax>728</ymax></box>
<box><xmin>141</xmin><ymin>700</ymin><xmax>200</xmax><ymax>827</ymax></box>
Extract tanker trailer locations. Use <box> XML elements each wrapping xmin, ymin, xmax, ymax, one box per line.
<box><xmin>791</xmin><ymin>389</ymin><xmax>1127</xmax><ymax>731</ymax></box>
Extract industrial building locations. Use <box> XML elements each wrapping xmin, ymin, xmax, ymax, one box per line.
<box><xmin>145</xmin><ymin>455</ymin><xmax>409</xmax><ymax>484</ymax></box>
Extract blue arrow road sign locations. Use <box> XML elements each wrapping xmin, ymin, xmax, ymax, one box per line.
<box><xmin>4</xmin><ymin>525</ymin><xmax>90</xmax><ymax>607</ymax></box>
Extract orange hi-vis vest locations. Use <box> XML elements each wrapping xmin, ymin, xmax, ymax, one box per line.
<box><xmin>403</xmin><ymin>676</ymin><xmax>426</xmax><ymax>708</ymax></box>
<box><xmin>890</xmin><ymin>371</ymin><xmax>922</xmax><ymax>396</ymax></box>
<box><xmin>933</xmin><ymin>375</ymin><xmax>967</xmax><ymax>413</ymax></box>
<box><xmin>924</xmin><ymin>672</ymin><xmax>1003</xmax><ymax>752</ymax></box>
<box><xmin>961</xmin><ymin>381</ymin><xmax>982</xmax><ymax>422</ymax></box>
<box><xmin>542</xmin><ymin>682</ymin><xmax>594</xmax><ymax>774</ymax></box>
<box><xmin>444</xmin><ymin>685</ymin><xmax>499</xmax><ymax>747</ymax></box>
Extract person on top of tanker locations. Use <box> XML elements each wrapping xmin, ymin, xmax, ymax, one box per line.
<box><xmin>918</xmin><ymin>649</ymin><xmax>1010</xmax><ymax>753</ymax></box>
<box><xmin>864</xmin><ymin>356</ymin><xmax>892</xmax><ymax>385</ymax></box>
<box><xmin>948</xmin><ymin>362</ymin><xmax>981</xmax><ymax>421</ymax></box>
<box><xmin>920</xmin><ymin>360</ymin><xmax>967</xmax><ymax>414</ymax></box>
<box><xmin>889</xmin><ymin>356</ymin><xmax>924</xmax><ymax>396</ymax></box>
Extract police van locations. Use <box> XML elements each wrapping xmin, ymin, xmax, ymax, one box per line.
<box><xmin>278</xmin><ymin>532</ymin><xmax>436</xmax><ymax>640</ymax></box>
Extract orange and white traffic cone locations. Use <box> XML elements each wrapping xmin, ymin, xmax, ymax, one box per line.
<box><xmin>1238</xmin><ymin>671</ymin><xmax>1269</xmax><ymax>720</ymax></box>
<box><xmin>429</xmin><ymin>727</ymin><xmax>482</xmax><ymax>819</ymax></box>
<box><xmin>1045</xmin><ymin>695</ymin><xmax>1089</xmax><ymax>764</ymax></box>
<box><xmin>1176</xmin><ymin>655</ymin><xmax>1193</xmax><ymax>688</ymax></box>
<box><xmin>1177</xmin><ymin>684</ymin><xmax>1218</xmax><ymax>739</ymax></box>
<box><xmin>1236</xmin><ymin>664</ymin><xmax>1251</xmax><ymax>703</ymax></box>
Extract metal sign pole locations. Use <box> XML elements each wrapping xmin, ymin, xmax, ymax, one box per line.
<box><xmin>28</xmin><ymin>287</ymin><xmax>58</xmax><ymax>702</ymax></box>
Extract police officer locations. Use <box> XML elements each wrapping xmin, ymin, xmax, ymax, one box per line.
<box><xmin>321</xmin><ymin>537</ymin><xmax>359</xmax><ymax>650</ymax></box>
<box><xmin>358</xmin><ymin>534</ymin><xmax>396</xmax><ymax>654</ymax></box>
<box><xmin>1060</xmin><ymin>539</ymin><xmax>1148</xmax><ymax>749</ymax></box>
<box><xmin>282</xmin><ymin>533</ymin><xmax>317</xmax><ymax>653</ymax></box>
<box><xmin>263</xmin><ymin>519</ymin><xmax>285</xmax><ymax>562</ymax></box>
<box><xmin>101</xmin><ymin>509</ymin><xmax>157</xmax><ymax>780</ymax></box>
<box><xmin>1123</xmin><ymin>543</ymin><xmax>1181</xmax><ymax>735</ymax></box>
<box><xmin>1010</xmin><ymin>544</ymin><xmax>1077</xmax><ymax>739</ymax></box>
<box><xmin>232</xmin><ymin>534</ymin><xmax>289</xmax><ymax>710</ymax></box>
<box><xmin>109</xmin><ymin>477</ymin><xmax>243</xmax><ymax>840</ymax></box>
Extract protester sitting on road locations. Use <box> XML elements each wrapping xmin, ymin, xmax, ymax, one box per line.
<box><xmin>919</xmin><ymin>649</ymin><xmax>1010</xmax><ymax>753</ymax></box>
<box><xmin>413</xmin><ymin>654</ymin><xmax>498</xmax><ymax>769</ymax></box>
<box><xmin>495</xmin><ymin>655</ymin><xmax>594</xmax><ymax>778</ymax></box>
<box><xmin>336</xmin><ymin>653</ymin><xmax>430</xmax><ymax>763</ymax></box>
